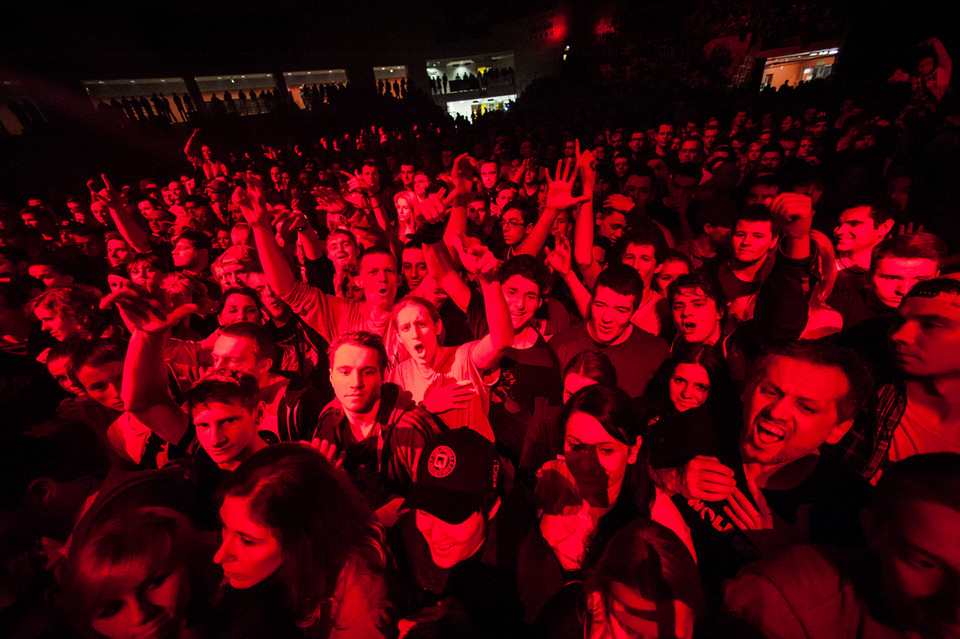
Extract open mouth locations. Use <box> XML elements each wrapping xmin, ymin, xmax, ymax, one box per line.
<box><xmin>755</xmin><ymin>420</ymin><xmax>786</xmax><ymax>444</ymax></box>
<box><xmin>682</xmin><ymin>321</ymin><xmax>698</xmax><ymax>333</ymax></box>
<box><xmin>413</xmin><ymin>343</ymin><xmax>425</xmax><ymax>356</ymax></box>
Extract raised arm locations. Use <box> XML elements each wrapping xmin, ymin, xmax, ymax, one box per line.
<box><xmin>515</xmin><ymin>156</ymin><xmax>587</xmax><ymax>257</ymax></box>
<box><xmin>418</xmin><ymin>190</ymin><xmax>473</xmax><ymax>312</ymax></box>
<box><xmin>183</xmin><ymin>127</ymin><xmax>201</xmax><ymax>162</ymax></box>
<box><xmin>461</xmin><ymin>241</ymin><xmax>514</xmax><ymax>373</ymax></box>
<box><xmin>102</xmin><ymin>286</ymin><xmax>193</xmax><ymax>445</ymax></box>
<box><xmin>98</xmin><ymin>174</ymin><xmax>152</xmax><ymax>253</ymax></box>
<box><xmin>234</xmin><ymin>176</ymin><xmax>298</xmax><ymax>297</ymax></box>
<box><xmin>545</xmin><ymin>235</ymin><xmax>592</xmax><ymax>320</ymax></box>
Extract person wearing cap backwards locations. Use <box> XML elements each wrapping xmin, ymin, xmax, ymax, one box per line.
<box><xmin>388</xmin><ymin>429</ymin><xmax>531</xmax><ymax>638</ymax></box>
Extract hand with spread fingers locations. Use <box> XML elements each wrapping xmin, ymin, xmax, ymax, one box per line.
<box><xmin>101</xmin><ymin>282</ymin><xmax>198</xmax><ymax>334</ymax></box>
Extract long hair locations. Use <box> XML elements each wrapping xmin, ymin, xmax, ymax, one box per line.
<box><xmin>30</xmin><ymin>285</ymin><xmax>107</xmax><ymax>341</ymax></box>
<box><xmin>63</xmin><ymin>507</ymin><xmax>216</xmax><ymax>639</ymax></box>
<box><xmin>218</xmin><ymin>443</ymin><xmax>385</xmax><ymax>633</ymax></box>
<box><xmin>584</xmin><ymin>519</ymin><xmax>704</xmax><ymax>635</ymax></box>
<box><xmin>558</xmin><ymin>384</ymin><xmax>655</xmax><ymax>568</ymax></box>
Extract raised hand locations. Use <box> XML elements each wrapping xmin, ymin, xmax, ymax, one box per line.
<box><xmin>417</xmin><ymin>188</ymin><xmax>449</xmax><ymax>224</ymax></box>
<box><xmin>421</xmin><ymin>376</ymin><xmax>475</xmax><ymax>414</ymax></box>
<box><xmin>341</xmin><ymin>170</ymin><xmax>374</xmax><ymax>196</ymax></box>
<box><xmin>272</xmin><ymin>207</ymin><xmax>309</xmax><ymax>234</ymax></box>
<box><xmin>96</xmin><ymin>174</ymin><xmax>130</xmax><ymax>213</ymax></box>
<box><xmin>450</xmin><ymin>153</ymin><xmax>477</xmax><ymax>195</ymax></box>
<box><xmin>100</xmin><ymin>282</ymin><xmax>197</xmax><ymax>334</ymax></box>
<box><xmin>768</xmin><ymin>192</ymin><xmax>814</xmax><ymax>239</ymax></box>
<box><xmin>544</xmin><ymin>235</ymin><xmax>573</xmax><ymax>276</ymax></box>
<box><xmin>545</xmin><ymin>150</ymin><xmax>589</xmax><ymax>211</ymax></box>
<box><xmin>450</xmin><ymin>234</ymin><xmax>498</xmax><ymax>277</ymax></box>
<box><xmin>232</xmin><ymin>172</ymin><xmax>271</xmax><ymax>227</ymax></box>
<box><xmin>577</xmin><ymin>141</ymin><xmax>597</xmax><ymax>190</ymax></box>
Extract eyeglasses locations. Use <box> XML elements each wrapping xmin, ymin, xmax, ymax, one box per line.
<box><xmin>500</xmin><ymin>219</ymin><xmax>525</xmax><ymax>229</ymax></box>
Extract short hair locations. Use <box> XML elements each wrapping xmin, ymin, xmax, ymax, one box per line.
<box><xmin>127</xmin><ymin>252</ymin><xmax>173</xmax><ymax>276</ymax></box>
<box><xmin>747</xmin><ymin>341</ymin><xmax>874</xmax><ymax>423</ymax></box>
<box><xmin>327</xmin><ymin>228</ymin><xmax>358</xmax><ymax>247</ymax></box>
<box><xmin>175</xmin><ymin>230</ymin><xmax>212</xmax><ymax>252</ymax></box>
<box><xmin>185</xmin><ymin>369</ymin><xmax>260</xmax><ymax>414</ymax></box>
<box><xmin>498</xmin><ymin>254</ymin><xmax>550</xmax><ymax>296</ymax></box>
<box><xmin>843</xmin><ymin>198</ymin><xmax>898</xmax><ymax>228</ymax></box>
<box><xmin>760</xmin><ymin>142</ymin><xmax>784</xmax><ymax>157</ymax></box>
<box><xmin>217</xmin><ymin>322</ymin><xmax>277</xmax><ymax>364</ymax></box>
<box><xmin>327</xmin><ymin>331</ymin><xmax>389</xmax><ymax>372</ymax></box>
<box><xmin>735</xmin><ymin>203</ymin><xmax>775</xmax><ymax>227</ymax></box>
<box><xmin>618</xmin><ymin>227</ymin><xmax>669</xmax><ymax>265</ymax></box>
<box><xmin>392</xmin><ymin>295</ymin><xmax>441</xmax><ymax>329</ymax></box>
<box><xmin>66</xmin><ymin>338</ymin><xmax>127</xmax><ymax>386</ymax></box>
<box><xmin>594</xmin><ymin>264</ymin><xmax>645</xmax><ymax>308</ymax></box>
<box><xmin>502</xmin><ymin>198</ymin><xmax>538</xmax><ymax>226</ymax></box>
<box><xmin>563</xmin><ymin>350</ymin><xmax>618</xmax><ymax>387</ymax></box>
<box><xmin>870</xmin><ymin>232</ymin><xmax>947</xmax><ymax>271</ymax></box>
<box><xmin>667</xmin><ymin>272</ymin><xmax>728</xmax><ymax>313</ymax></box>
<box><xmin>872</xmin><ymin>453</ymin><xmax>960</xmax><ymax>525</ymax></box>
<box><xmin>402</xmin><ymin>239</ymin><xmax>424</xmax><ymax>254</ymax></box>
<box><xmin>358</xmin><ymin>245</ymin><xmax>396</xmax><ymax>267</ymax></box>
<box><xmin>689</xmin><ymin>197</ymin><xmax>737</xmax><ymax>233</ymax></box>
<box><xmin>218</xmin><ymin>286</ymin><xmax>263</xmax><ymax>316</ymax></box>
<box><xmin>902</xmin><ymin>276</ymin><xmax>960</xmax><ymax>302</ymax></box>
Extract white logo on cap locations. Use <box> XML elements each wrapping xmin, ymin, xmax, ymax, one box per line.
<box><xmin>427</xmin><ymin>446</ymin><xmax>456</xmax><ymax>478</ymax></box>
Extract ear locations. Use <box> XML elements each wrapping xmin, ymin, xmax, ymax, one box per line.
<box><xmin>26</xmin><ymin>478</ymin><xmax>57</xmax><ymax>505</ymax></box>
<box><xmin>877</xmin><ymin>218</ymin><xmax>894</xmax><ymax>239</ymax></box>
<box><xmin>627</xmin><ymin>437</ymin><xmax>642</xmax><ymax>464</ymax></box>
<box><xmin>486</xmin><ymin>497</ymin><xmax>502</xmax><ymax>521</ymax></box>
<box><xmin>769</xmin><ymin>234</ymin><xmax>780</xmax><ymax>251</ymax></box>
<box><xmin>254</xmin><ymin>401</ymin><xmax>266</xmax><ymax>426</ymax></box>
<box><xmin>824</xmin><ymin>417</ymin><xmax>855</xmax><ymax>445</ymax></box>
<box><xmin>256</xmin><ymin>355</ymin><xmax>273</xmax><ymax>376</ymax></box>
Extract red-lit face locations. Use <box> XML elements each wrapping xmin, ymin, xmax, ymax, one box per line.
<box><xmin>35</xmin><ymin>306</ymin><xmax>80</xmax><ymax>342</ymax></box>
<box><xmin>672</xmin><ymin>288</ymin><xmax>722</xmax><ymax>344</ymax></box>
<box><xmin>215</xmin><ymin>496</ymin><xmax>283</xmax><ymax>589</ymax></box>
<box><xmin>396</xmin><ymin>303</ymin><xmax>440</xmax><ymax>365</ymax></box>
<box><xmin>501</xmin><ymin>208</ymin><xmax>530</xmax><ymax>246</ymax></box>
<box><xmin>402</xmin><ymin>247</ymin><xmax>428</xmax><ymax>290</ymax></box>
<box><xmin>889</xmin><ymin>292</ymin><xmax>960</xmax><ymax>378</ymax></box>
<box><xmin>678</xmin><ymin>141</ymin><xmax>701</xmax><ymax>164</ymax></box>
<box><xmin>329</xmin><ymin>343</ymin><xmax>383</xmax><ymax>414</ymax></box>
<box><xmin>502</xmin><ymin>274</ymin><xmax>541</xmax><ymax>330</ymax></box>
<box><xmin>835</xmin><ymin>206</ymin><xmax>889</xmax><ymax>254</ymax></box>
<box><xmin>870</xmin><ymin>499</ymin><xmax>960</xmax><ymax>638</ymax></box>
<box><xmin>731</xmin><ymin>220</ymin><xmax>776</xmax><ymax>265</ymax></box>
<box><xmin>655</xmin><ymin>260</ymin><xmax>690</xmax><ymax>297</ymax></box>
<box><xmin>357</xmin><ymin>252</ymin><xmax>398</xmax><ymax>307</ymax></box>
<box><xmin>589</xmin><ymin>286</ymin><xmax>636</xmax><ymax>345</ymax></box>
<box><xmin>669</xmin><ymin>362</ymin><xmax>711</xmax><ymax>412</ymax></box>
<box><xmin>219</xmin><ymin>293</ymin><xmax>260</xmax><ymax>327</ymax></box>
<box><xmin>193</xmin><ymin>401</ymin><xmax>261</xmax><ymax>470</ymax></box>
<box><xmin>598</xmin><ymin>212</ymin><xmax>627</xmax><ymax>244</ymax></box>
<box><xmin>871</xmin><ymin>258</ymin><xmax>939</xmax><ymax>309</ymax></box>
<box><xmin>28</xmin><ymin>264</ymin><xmax>72</xmax><ymax>289</ymax></box>
<box><xmin>77</xmin><ymin>360</ymin><xmax>125</xmax><ymax>411</ymax></box>
<box><xmin>416</xmin><ymin>509</ymin><xmax>489</xmax><ymax>569</ymax></box>
<box><xmin>106</xmin><ymin>240</ymin><xmax>132</xmax><ymax>268</ymax></box>
<box><xmin>740</xmin><ymin>356</ymin><xmax>851</xmax><ymax>467</ymax></box>
<box><xmin>90</xmin><ymin>566</ymin><xmax>190</xmax><ymax>639</ymax></box>
<box><xmin>621</xmin><ymin>243</ymin><xmax>658</xmax><ymax>288</ymax></box>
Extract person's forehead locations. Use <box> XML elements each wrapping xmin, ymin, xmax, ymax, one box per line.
<box><xmin>503</xmin><ymin>273</ymin><xmax>539</xmax><ymax>292</ymax></box>
<box><xmin>402</xmin><ymin>247</ymin><xmax>425</xmax><ymax>263</ymax></box>
<box><xmin>594</xmin><ymin>286</ymin><xmax>633</xmax><ymax>304</ymax></box>
<box><xmin>224</xmin><ymin>293</ymin><xmax>257</xmax><ymax>307</ymax></box>
<box><xmin>875</xmin><ymin>257</ymin><xmax>939</xmax><ymax>277</ymax></box>
<box><xmin>333</xmin><ymin>342</ymin><xmax>379</xmax><ymax>366</ymax></box>
<box><xmin>759</xmin><ymin>355</ymin><xmax>848</xmax><ymax>401</ymax></box>
<box><xmin>361</xmin><ymin>252</ymin><xmax>395</xmax><ymax>269</ymax></box>
<box><xmin>213</xmin><ymin>334</ymin><xmax>256</xmax><ymax>356</ymax></box>
<box><xmin>736</xmin><ymin>218</ymin><xmax>772</xmax><ymax>231</ymax></box>
<box><xmin>565</xmin><ymin>410</ymin><xmax>618</xmax><ymax>443</ymax></box>
<box><xmin>674</xmin><ymin>288</ymin><xmax>712</xmax><ymax>304</ymax></box>
<box><xmin>397</xmin><ymin>304</ymin><xmax>430</xmax><ymax>321</ymax></box>
<box><xmin>899</xmin><ymin>294</ymin><xmax>960</xmax><ymax>321</ymax></box>
<box><xmin>625</xmin><ymin>242</ymin><xmax>656</xmax><ymax>256</ymax></box>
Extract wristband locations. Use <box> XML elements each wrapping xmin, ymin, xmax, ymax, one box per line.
<box><xmin>415</xmin><ymin>220</ymin><xmax>446</xmax><ymax>245</ymax></box>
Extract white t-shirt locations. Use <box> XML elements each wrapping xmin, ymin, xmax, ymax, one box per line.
<box><xmin>889</xmin><ymin>399</ymin><xmax>960</xmax><ymax>462</ymax></box>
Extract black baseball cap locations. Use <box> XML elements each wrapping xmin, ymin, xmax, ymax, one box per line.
<box><xmin>402</xmin><ymin>429</ymin><xmax>501</xmax><ymax>524</ymax></box>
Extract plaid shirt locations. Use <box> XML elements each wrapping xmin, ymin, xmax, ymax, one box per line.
<box><xmin>833</xmin><ymin>381</ymin><xmax>906</xmax><ymax>482</ymax></box>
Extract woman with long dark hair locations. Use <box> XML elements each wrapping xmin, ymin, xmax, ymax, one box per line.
<box><xmin>206</xmin><ymin>443</ymin><xmax>394</xmax><ymax>638</ymax></box>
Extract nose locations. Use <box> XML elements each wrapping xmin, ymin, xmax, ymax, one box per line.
<box><xmin>766</xmin><ymin>395</ymin><xmax>791</xmax><ymax>422</ymax></box>
<box><xmin>890</xmin><ymin>320</ymin><xmax>917</xmax><ymax>346</ymax></box>
<box><xmin>680</xmin><ymin>382</ymin><xmax>694</xmax><ymax>399</ymax></box>
<box><xmin>210</xmin><ymin>424</ymin><xmax>227</xmax><ymax>446</ymax></box>
<box><xmin>127</xmin><ymin>595</ymin><xmax>162</xmax><ymax>627</ymax></box>
<box><xmin>214</xmin><ymin>536</ymin><xmax>233</xmax><ymax>565</ymax></box>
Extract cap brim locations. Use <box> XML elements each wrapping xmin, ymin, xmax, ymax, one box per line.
<box><xmin>402</xmin><ymin>485</ymin><xmax>484</xmax><ymax>525</ymax></box>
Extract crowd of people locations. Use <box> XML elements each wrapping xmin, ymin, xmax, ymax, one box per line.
<box><xmin>1</xmin><ymin>34</ymin><xmax>959</xmax><ymax>639</ymax></box>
